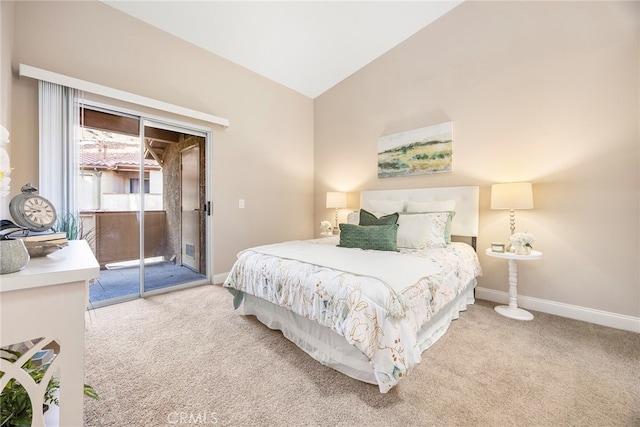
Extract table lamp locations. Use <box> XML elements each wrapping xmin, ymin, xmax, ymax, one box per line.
<box><xmin>491</xmin><ymin>182</ymin><xmax>533</xmax><ymax>236</ymax></box>
<box><xmin>326</xmin><ymin>192</ymin><xmax>347</xmax><ymax>234</ymax></box>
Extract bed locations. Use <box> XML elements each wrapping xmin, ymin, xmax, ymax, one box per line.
<box><xmin>223</xmin><ymin>186</ymin><xmax>482</xmax><ymax>393</ymax></box>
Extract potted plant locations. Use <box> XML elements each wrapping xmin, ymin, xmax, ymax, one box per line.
<box><xmin>0</xmin><ymin>348</ymin><xmax>98</xmax><ymax>427</ymax></box>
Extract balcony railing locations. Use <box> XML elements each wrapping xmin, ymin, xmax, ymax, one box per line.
<box><xmin>80</xmin><ymin>211</ymin><xmax>167</xmax><ymax>267</ymax></box>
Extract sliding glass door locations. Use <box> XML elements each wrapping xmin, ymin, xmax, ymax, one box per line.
<box><xmin>140</xmin><ymin>119</ymin><xmax>208</xmax><ymax>297</ymax></box>
<box><xmin>80</xmin><ymin>106</ymin><xmax>209</xmax><ymax>307</ymax></box>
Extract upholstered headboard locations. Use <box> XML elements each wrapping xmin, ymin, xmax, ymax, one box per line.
<box><xmin>359</xmin><ymin>186</ymin><xmax>480</xmax><ymax>239</ymax></box>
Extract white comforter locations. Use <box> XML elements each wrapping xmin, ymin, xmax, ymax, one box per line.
<box><xmin>223</xmin><ymin>238</ymin><xmax>481</xmax><ymax>393</ymax></box>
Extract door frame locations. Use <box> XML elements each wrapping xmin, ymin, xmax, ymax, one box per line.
<box><xmin>81</xmin><ymin>100</ymin><xmax>215</xmax><ymax>297</ymax></box>
<box><xmin>140</xmin><ymin>119</ymin><xmax>212</xmax><ymax>297</ymax></box>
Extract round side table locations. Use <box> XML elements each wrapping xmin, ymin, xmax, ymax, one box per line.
<box><xmin>485</xmin><ymin>248</ymin><xmax>543</xmax><ymax>320</ymax></box>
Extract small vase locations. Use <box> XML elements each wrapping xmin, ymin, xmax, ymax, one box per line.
<box><xmin>514</xmin><ymin>245</ymin><xmax>531</xmax><ymax>255</ymax></box>
<box><xmin>0</xmin><ymin>239</ymin><xmax>30</xmax><ymax>274</ymax></box>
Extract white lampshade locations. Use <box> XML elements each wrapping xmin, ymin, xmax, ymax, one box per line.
<box><xmin>491</xmin><ymin>182</ymin><xmax>533</xmax><ymax>210</ymax></box>
<box><xmin>326</xmin><ymin>192</ymin><xmax>347</xmax><ymax>209</ymax></box>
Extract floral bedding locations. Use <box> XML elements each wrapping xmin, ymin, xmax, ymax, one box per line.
<box><xmin>223</xmin><ymin>238</ymin><xmax>482</xmax><ymax>393</ymax></box>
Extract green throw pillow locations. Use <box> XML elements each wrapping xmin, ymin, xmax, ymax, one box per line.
<box><xmin>358</xmin><ymin>209</ymin><xmax>399</xmax><ymax>226</ymax></box>
<box><xmin>338</xmin><ymin>223</ymin><xmax>399</xmax><ymax>251</ymax></box>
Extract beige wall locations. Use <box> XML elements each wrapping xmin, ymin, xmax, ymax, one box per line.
<box><xmin>7</xmin><ymin>1</ymin><xmax>314</xmax><ymax>275</ymax></box>
<box><xmin>314</xmin><ymin>1</ymin><xmax>640</xmax><ymax>317</ymax></box>
<box><xmin>0</xmin><ymin>1</ymin><xmax>11</xmax><ymax>127</ymax></box>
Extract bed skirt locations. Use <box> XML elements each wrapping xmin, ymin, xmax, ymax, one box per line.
<box><xmin>240</xmin><ymin>279</ymin><xmax>477</xmax><ymax>386</ymax></box>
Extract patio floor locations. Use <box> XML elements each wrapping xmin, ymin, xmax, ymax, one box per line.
<box><xmin>89</xmin><ymin>261</ymin><xmax>207</xmax><ymax>304</ymax></box>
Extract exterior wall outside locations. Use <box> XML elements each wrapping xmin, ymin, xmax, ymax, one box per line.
<box><xmin>8</xmin><ymin>0</ymin><xmax>315</xmax><ymax>276</ymax></box>
<box><xmin>150</xmin><ymin>170</ymin><xmax>162</xmax><ymax>194</ymax></box>
<box><xmin>314</xmin><ymin>1</ymin><xmax>640</xmax><ymax>318</ymax></box>
<box><xmin>78</xmin><ymin>170</ymin><xmax>163</xmax><ymax>212</ymax></box>
<box><xmin>101</xmin><ymin>170</ymin><xmax>126</xmax><ymax>194</ymax></box>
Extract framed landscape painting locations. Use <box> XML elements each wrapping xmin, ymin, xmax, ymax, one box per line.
<box><xmin>377</xmin><ymin>121</ymin><xmax>452</xmax><ymax>178</ymax></box>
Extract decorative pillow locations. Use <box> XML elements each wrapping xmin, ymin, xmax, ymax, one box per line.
<box><xmin>397</xmin><ymin>212</ymin><xmax>451</xmax><ymax>249</ymax></box>
<box><xmin>401</xmin><ymin>210</ymin><xmax>456</xmax><ymax>244</ymax></box>
<box><xmin>441</xmin><ymin>211</ymin><xmax>455</xmax><ymax>244</ymax></box>
<box><xmin>361</xmin><ymin>199</ymin><xmax>405</xmax><ymax>214</ymax></box>
<box><xmin>406</xmin><ymin>199</ymin><xmax>456</xmax><ymax>213</ymax></box>
<box><xmin>338</xmin><ymin>223</ymin><xmax>399</xmax><ymax>251</ymax></box>
<box><xmin>358</xmin><ymin>209</ymin><xmax>399</xmax><ymax>226</ymax></box>
<box><xmin>347</xmin><ymin>211</ymin><xmax>360</xmax><ymax>225</ymax></box>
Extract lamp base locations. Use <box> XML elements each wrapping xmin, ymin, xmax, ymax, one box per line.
<box><xmin>509</xmin><ymin>209</ymin><xmax>516</xmax><ymax>235</ymax></box>
<box><xmin>495</xmin><ymin>305</ymin><xmax>534</xmax><ymax>321</ymax></box>
<box><xmin>332</xmin><ymin>226</ymin><xmax>340</xmax><ymax>235</ymax></box>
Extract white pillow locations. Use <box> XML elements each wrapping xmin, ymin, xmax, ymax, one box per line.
<box><xmin>347</xmin><ymin>211</ymin><xmax>360</xmax><ymax>225</ymax></box>
<box><xmin>406</xmin><ymin>199</ymin><xmax>456</xmax><ymax>213</ymax></box>
<box><xmin>397</xmin><ymin>212</ymin><xmax>450</xmax><ymax>249</ymax></box>
<box><xmin>362</xmin><ymin>199</ymin><xmax>405</xmax><ymax>214</ymax></box>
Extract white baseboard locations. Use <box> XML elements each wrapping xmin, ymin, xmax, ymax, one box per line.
<box><xmin>475</xmin><ymin>287</ymin><xmax>640</xmax><ymax>333</ymax></box>
<box><xmin>212</xmin><ymin>272</ymin><xmax>229</xmax><ymax>285</ymax></box>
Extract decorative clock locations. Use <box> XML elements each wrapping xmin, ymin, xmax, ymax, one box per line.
<box><xmin>9</xmin><ymin>183</ymin><xmax>58</xmax><ymax>232</ymax></box>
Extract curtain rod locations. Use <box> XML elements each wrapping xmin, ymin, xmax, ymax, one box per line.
<box><xmin>19</xmin><ymin>64</ymin><xmax>229</xmax><ymax>128</ymax></box>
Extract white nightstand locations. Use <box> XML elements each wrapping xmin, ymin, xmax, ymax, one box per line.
<box><xmin>485</xmin><ymin>248</ymin><xmax>543</xmax><ymax>321</ymax></box>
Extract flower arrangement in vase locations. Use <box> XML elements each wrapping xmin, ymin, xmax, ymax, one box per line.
<box><xmin>319</xmin><ymin>220</ymin><xmax>332</xmax><ymax>235</ymax></box>
<box><xmin>509</xmin><ymin>232</ymin><xmax>535</xmax><ymax>255</ymax></box>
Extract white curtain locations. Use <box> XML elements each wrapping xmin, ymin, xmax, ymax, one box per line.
<box><xmin>38</xmin><ymin>81</ymin><xmax>79</xmax><ymax>217</ymax></box>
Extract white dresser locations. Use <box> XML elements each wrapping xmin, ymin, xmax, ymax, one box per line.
<box><xmin>0</xmin><ymin>240</ymin><xmax>99</xmax><ymax>427</ymax></box>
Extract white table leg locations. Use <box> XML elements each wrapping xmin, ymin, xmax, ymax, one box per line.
<box><xmin>494</xmin><ymin>259</ymin><xmax>534</xmax><ymax>320</ymax></box>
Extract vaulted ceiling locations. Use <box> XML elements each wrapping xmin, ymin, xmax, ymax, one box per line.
<box><xmin>103</xmin><ymin>1</ymin><xmax>463</xmax><ymax>98</ymax></box>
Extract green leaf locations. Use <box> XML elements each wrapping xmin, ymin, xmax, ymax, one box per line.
<box><xmin>84</xmin><ymin>384</ymin><xmax>99</xmax><ymax>400</ymax></box>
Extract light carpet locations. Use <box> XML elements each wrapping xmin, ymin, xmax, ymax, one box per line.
<box><xmin>84</xmin><ymin>284</ymin><xmax>640</xmax><ymax>426</ymax></box>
